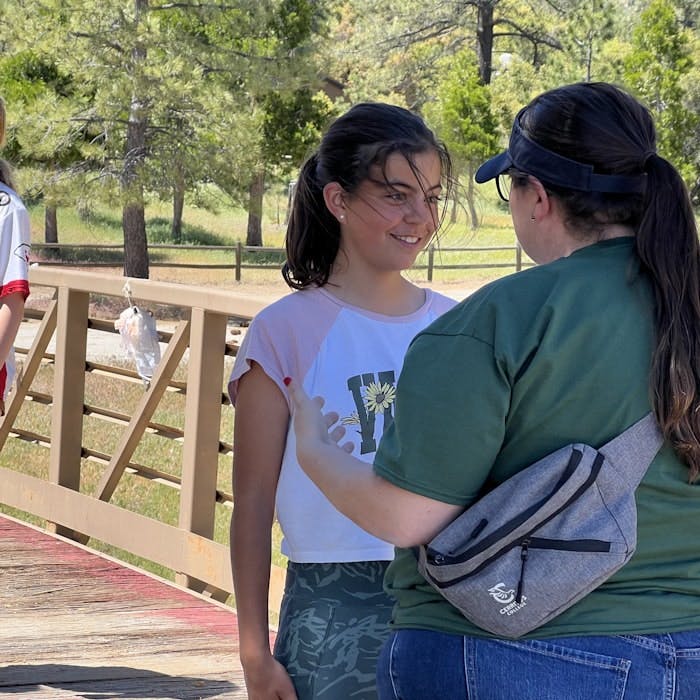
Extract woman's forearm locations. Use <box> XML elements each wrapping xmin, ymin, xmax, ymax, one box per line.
<box><xmin>290</xmin><ymin>380</ymin><xmax>463</xmax><ymax>547</ymax></box>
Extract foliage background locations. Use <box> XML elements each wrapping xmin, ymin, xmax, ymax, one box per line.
<box><xmin>0</xmin><ymin>0</ymin><xmax>697</xmax><ymax>271</ymax></box>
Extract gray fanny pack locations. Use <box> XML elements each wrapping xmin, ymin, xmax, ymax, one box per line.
<box><xmin>416</xmin><ymin>413</ymin><xmax>663</xmax><ymax>638</ymax></box>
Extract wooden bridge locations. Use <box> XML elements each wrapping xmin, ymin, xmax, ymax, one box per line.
<box><xmin>0</xmin><ymin>513</ymin><xmax>261</xmax><ymax>698</ymax></box>
<box><xmin>0</xmin><ymin>267</ymin><xmax>283</xmax><ymax>699</ymax></box>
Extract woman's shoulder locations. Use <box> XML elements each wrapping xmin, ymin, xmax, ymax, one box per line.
<box><xmin>422</xmin><ymin>266</ymin><xmax>562</xmax><ymax>343</ymax></box>
<box><xmin>460</xmin><ymin>265</ymin><xmax>558</xmax><ymax>312</ymax></box>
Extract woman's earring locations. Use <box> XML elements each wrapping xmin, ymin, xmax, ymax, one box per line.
<box><xmin>530</xmin><ymin>215</ymin><xmax>536</xmax><ymax>223</ymax></box>
<box><xmin>339</xmin><ymin>214</ymin><xmax>345</xmax><ymax>222</ymax></box>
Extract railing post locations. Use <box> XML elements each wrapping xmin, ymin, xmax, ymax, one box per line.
<box><xmin>427</xmin><ymin>245</ymin><xmax>435</xmax><ymax>282</ymax></box>
<box><xmin>235</xmin><ymin>241</ymin><xmax>242</xmax><ymax>282</ymax></box>
<box><xmin>515</xmin><ymin>241</ymin><xmax>522</xmax><ymax>272</ymax></box>
<box><xmin>177</xmin><ymin>307</ymin><xmax>227</xmax><ymax>597</ymax></box>
<box><xmin>47</xmin><ymin>287</ymin><xmax>89</xmax><ymax>538</ymax></box>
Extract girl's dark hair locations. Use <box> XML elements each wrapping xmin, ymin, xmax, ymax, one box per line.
<box><xmin>520</xmin><ymin>82</ymin><xmax>700</xmax><ymax>481</ymax></box>
<box><xmin>282</xmin><ymin>102</ymin><xmax>452</xmax><ymax>289</ymax></box>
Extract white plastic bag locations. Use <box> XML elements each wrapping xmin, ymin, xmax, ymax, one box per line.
<box><xmin>114</xmin><ymin>306</ymin><xmax>161</xmax><ymax>383</ymax></box>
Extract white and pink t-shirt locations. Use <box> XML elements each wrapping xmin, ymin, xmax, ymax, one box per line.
<box><xmin>229</xmin><ymin>286</ymin><xmax>456</xmax><ymax>563</ymax></box>
<box><xmin>0</xmin><ymin>182</ymin><xmax>30</xmax><ymax>400</ymax></box>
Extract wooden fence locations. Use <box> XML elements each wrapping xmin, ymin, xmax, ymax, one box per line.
<box><xmin>0</xmin><ymin>267</ymin><xmax>287</xmax><ymax>611</ymax></box>
<box><xmin>32</xmin><ymin>241</ymin><xmax>528</xmax><ymax>281</ymax></box>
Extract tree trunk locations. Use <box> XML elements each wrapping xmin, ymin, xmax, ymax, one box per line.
<box><xmin>172</xmin><ymin>164</ymin><xmax>185</xmax><ymax>244</ymax></box>
<box><xmin>122</xmin><ymin>103</ymin><xmax>149</xmax><ymax>278</ymax></box>
<box><xmin>586</xmin><ymin>41</ymin><xmax>593</xmax><ymax>82</ymax></box>
<box><xmin>467</xmin><ymin>169</ymin><xmax>478</xmax><ymax>230</ymax></box>
<box><xmin>123</xmin><ymin>203</ymin><xmax>149</xmax><ymax>279</ymax></box>
<box><xmin>44</xmin><ymin>204</ymin><xmax>58</xmax><ymax>244</ymax></box>
<box><xmin>121</xmin><ymin>0</ymin><xmax>150</xmax><ymax>279</ymax></box>
<box><xmin>477</xmin><ymin>1</ymin><xmax>496</xmax><ymax>85</ymax></box>
<box><xmin>246</xmin><ymin>170</ymin><xmax>265</xmax><ymax>247</ymax></box>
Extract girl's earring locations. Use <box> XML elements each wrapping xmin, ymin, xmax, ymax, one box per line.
<box><xmin>339</xmin><ymin>214</ymin><xmax>345</xmax><ymax>222</ymax></box>
<box><xmin>530</xmin><ymin>215</ymin><xmax>536</xmax><ymax>223</ymax></box>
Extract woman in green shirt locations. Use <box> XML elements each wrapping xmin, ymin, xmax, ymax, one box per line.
<box><xmin>286</xmin><ymin>82</ymin><xmax>700</xmax><ymax>699</ymax></box>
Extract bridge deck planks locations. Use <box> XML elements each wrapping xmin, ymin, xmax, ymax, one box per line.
<box><xmin>0</xmin><ymin>514</ymin><xmax>261</xmax><ymax>699</ymax></box>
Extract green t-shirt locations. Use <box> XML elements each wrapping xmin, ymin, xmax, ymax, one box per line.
<box><xmin>375</xmin><ymin>237</ymin><xmax>700</xmax><ymax>639</ymax></box>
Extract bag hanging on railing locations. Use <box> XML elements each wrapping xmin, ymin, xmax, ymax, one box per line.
<box><xmin>114</xmin><ymin>305</ymin><xmax>161</xmax><ymax>385</ymax></box>
<box><xmin>416</xmin><ymin>413</ymin><xmax>664</xmax><ymax>639</ymax></box>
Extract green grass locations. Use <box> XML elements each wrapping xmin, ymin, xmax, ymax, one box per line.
<box><xmin>0</xmin><ymin>340</ymin><xmax>289</xmax><ymax>611</ymax></box>
<box><xmin>29</xmin><ymin>190</ymin><xmax>290</xmax><ymax>246</ymax></box>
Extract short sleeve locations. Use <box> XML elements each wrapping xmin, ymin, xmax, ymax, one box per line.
<box><xmin>373</xmin><ymin>328</ymin><xmax>511</xmax><ymax>506</ymax></box>
<box><xmin>227</xmin><ymin>289</ymin><xmax>341</xmax><ymax>407</ymax></box>
<box><xmin>0</xmin><ymin>192</ymin><xmax>30</xmax><ymax>300</ymax></box>
<box><xmin>228</xmin><ymin>315</ymin><xmax>290</xmax><ymax>406</ymax></box>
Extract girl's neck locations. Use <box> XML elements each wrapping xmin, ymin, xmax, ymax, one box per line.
<box><xmin>325</xmin><ymin>268</ymin><xmax>425</xmax><ymax>316</ymax></box>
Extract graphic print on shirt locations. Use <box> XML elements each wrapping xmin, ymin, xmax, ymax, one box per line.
<box><xmin>14</xmin><ymin>243</ymin><xmax>30</xmax><ymax>265</ymax></box>
<box><xmin>342</xmin><ymin>370</ymin><xmax>396</xmax><ymax>454</ymax></box>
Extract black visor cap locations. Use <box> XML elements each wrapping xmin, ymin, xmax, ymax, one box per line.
<box><xmin>475</xmin><ymin>111</ymin><xmax>647</xmax><ymax>195</ymax></box>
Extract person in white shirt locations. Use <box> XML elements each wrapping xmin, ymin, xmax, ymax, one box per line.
<box><xmin>0</xmin><ymin>98</ymin><xmax>30</xmax><ymax>415</ymax></box>
<box><xmin>228</xmin><ymin>102</ymin><xmax>457</xmax><ymax>700</ymax></box>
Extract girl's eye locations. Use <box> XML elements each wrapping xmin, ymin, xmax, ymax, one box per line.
<box><xmin>426</xmin><ymin>195</ymin><xmax>442</xmax><ymax>205</ymax></box>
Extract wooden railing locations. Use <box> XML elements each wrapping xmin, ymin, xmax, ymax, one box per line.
<box><xmin>32</xmin><ymin>241</ymin><xmax>529</xmax><ymax>281</ymax></box>
<box><xmin>0</xmin><ymin>267</ymin><xmax>286</xmax><ymax>610</ymax></box>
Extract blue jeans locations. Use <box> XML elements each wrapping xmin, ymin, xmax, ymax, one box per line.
<box><xmin>377</xmin><ymin>629</ymin><xmax>700</xmax><ymax>699</ymax></box>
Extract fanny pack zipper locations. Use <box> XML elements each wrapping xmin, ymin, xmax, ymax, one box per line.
<box><xmin>515</xmin><ymin>536</ymin><xmax>611</xmax><ymax>603</ymax></box>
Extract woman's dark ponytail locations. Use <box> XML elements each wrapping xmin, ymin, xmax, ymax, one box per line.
<box><xmin>635</xmin><ymin>154</ymin><xmax>700</xmax><ymax>481</ymax></box>
<box><xmin>521</xmin><ymin>82</ymin><xmax>700</xmax><ymax>481</ymax></box>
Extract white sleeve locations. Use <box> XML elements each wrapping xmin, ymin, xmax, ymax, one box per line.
<box><xmin>0</xmin><ymin>190</ymin><xmax>30</xmax><ymax>299</ymax></box>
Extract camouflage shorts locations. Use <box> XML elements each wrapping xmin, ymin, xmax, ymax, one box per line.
<box><xmin>273</xmin><ymin>561</ymin><xmax>394</xmax><ymax>700</ymax></box>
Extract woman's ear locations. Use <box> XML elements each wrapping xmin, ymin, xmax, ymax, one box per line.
<box><xmin>529</xmin><ymin>177</ymin><xmax>552</xmax><ymax>222</ymax></box>
<box><xmin>323</xmin><ymin>182</ymin><xmax>347</xmax><ymax>223</ymax></box>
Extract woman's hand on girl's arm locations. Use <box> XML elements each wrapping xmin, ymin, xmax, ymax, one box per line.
<box><xmin>285</xmin><ymin>377</ymin><xmax>462</xmax><ymax>548</ymax></box>
<box><xmin>283</xmin><ymin>375</ymin><xmax>354</xmax><ymax>455</ymax></box>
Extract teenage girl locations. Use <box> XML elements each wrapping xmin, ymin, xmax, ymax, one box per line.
<box><xmin>228</xmin><ymin>102</ymin><xmax>456</xmax><ymax>700</ymax></box>
<box><xmin>0</xmin><ymin>98</ymin><xmax>30</xmax><ymax>415</ymax></box>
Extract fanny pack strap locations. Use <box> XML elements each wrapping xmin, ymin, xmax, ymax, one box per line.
<box><xmin>411</xmin><ymin>412</ymin><xmax>664</xmax><ymax>562</ymax></box>
<box><xmin>598</xmin><ymin>412</ymin><xmax>664</xmax><ymax>490</ymax></box>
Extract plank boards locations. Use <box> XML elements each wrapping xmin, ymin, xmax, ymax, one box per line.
<box><xmin>0</xmin><ymin>514</ymin><xmax>265</xmax><ymax>699</ymax></box>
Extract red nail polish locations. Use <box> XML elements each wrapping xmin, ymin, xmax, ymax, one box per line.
<box><xmin>283</xmin><ymin>377</ymin><xmax>291</xmax><ymax>386</ymax></box>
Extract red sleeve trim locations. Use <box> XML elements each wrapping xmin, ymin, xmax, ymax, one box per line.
<box><xmin>0</xmin><ymin>280</ymin><xmax>30</xmax><ymax>300</ymax></box>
